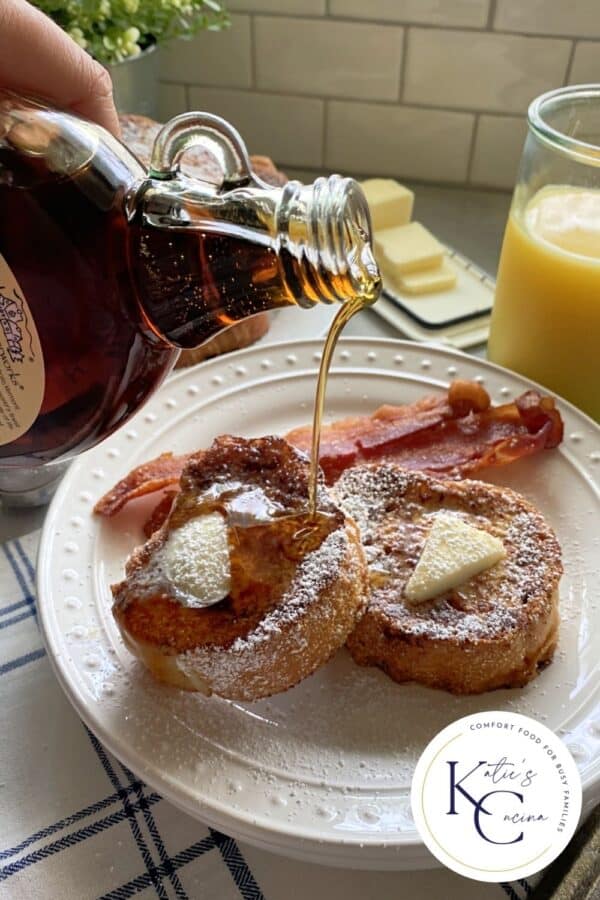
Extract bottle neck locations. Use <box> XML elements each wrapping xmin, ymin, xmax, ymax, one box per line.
<box><xmin>130</xmin><ymin>172</ymin><xmax>380</xmax><ymax>349</ymax></box>
<box><xmin>276</xmin><ymin>175</ymin><xmax>380</xmax><ymax>306</ymax></box>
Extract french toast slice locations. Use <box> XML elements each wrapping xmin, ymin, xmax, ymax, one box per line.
<box><xmin>112</xmin><ymin>436</ymin><xmax>368</xmax><ymax>701</ymax></box>
<box><xmin>334</xmin><ymin>464</ymin><xmax>561</xmax><ymax>694</ymax></box>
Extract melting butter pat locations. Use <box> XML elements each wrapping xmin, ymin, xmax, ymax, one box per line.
<box><xmin>375</xmin><ymin>222</ymin><xmax>445</xmax><ymax>276</ymax></box>
<box><xmin>163</xmin><ymin>513</ymin><xmax>231</xmax><ymax>607</ymax></box>
<box><xmin>361</xmin><ymin>178</ymin><xmax>414</xmax><ymax>231</ymax></box>
<box><xmin>404</xmin><ymin>512</ymin><xmax>505</xmax><ymax>604</ymax></box>
<box><xmin>399</xmin><ymin>258</ymin><xmax>457</xmax><ymax>295</ymax></box>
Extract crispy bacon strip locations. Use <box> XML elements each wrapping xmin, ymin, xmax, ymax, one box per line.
<box><xmin>94</xmin><ymin>381</ymin><xmax>564</xmax><ymax>525</ymax></box>
<box><xmin>93</xmin><ymin>453</ymin><xmax>187</xmax><ymax>517</ymax></box>
<box><xmin>142</xmin><ymin>491</ymin><xmax>178</xmax><ymax>538</ymax></box>
<box><xmin>285</xmin><ymin>381</ymin><xmax>563</xmax><ymax>483</ymax></box>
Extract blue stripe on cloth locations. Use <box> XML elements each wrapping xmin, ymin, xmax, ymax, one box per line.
<box><xmin>98</xmin><ymin>837</ymin><xmax>215</xmax><ymax>900</ymax></box>
<box><xmin>210</xmin><ymin>829</ymin><xmax>266</xmax><ymax>900</ymax></box>
<box><xmin>14</xmin><ymin>538</ymin><xmax>35</xmax><ymax>586</ymax></box>
<box><xmin>0</xmin><ymin>607</ymin><xmax>36</xmax><ymax>630</ymax></box>
<box><xmin>2</xmin><ymin>543</ymin><xmax>33</xmax><ymax>606</ymax></box>
<box><xmin>0</xmin><ymin>597</ymin><xmax>34</xmax><ymax>617</ymax></box>
<box><xmin>0</xmin><ymin>794</ymin><xmax>161</xmax><ymax>881</ymax></box>
<box><xmin>0</xmin><ymin>782</ymin><xmax>146</xmax><ymax>861</ymax></box>
<box><xmin>86</xmin><ymin>729</ymin><xmax>170</xmax><ymax>900</ymax></box>
<box><xmin>500</xmin><ymin>884</ymin><xmax>522</xmax><ymax>900</ymax></box>
<box><xmin>119</xmin><ymin>761</ymin><xmax>187</xmax><ymax>900</ymax></box>
<box><xmin>0</xmin><ymin>647</ymin><xmax>45</xmax><ymax>676</ymax></box>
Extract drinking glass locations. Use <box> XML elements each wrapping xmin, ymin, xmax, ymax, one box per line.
<box><xmin>488</xmin><ymin>84</ymin><xmax>600</xmax><ymax>421</ymax></box>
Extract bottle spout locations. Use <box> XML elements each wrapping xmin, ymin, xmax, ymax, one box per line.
<box><xmin>277</xmin><ymin>175</ymin><xmax>381</xmax><ymax>306</ymax></box>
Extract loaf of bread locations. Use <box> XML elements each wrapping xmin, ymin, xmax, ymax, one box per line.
<box><xmin>119</xmin><ymin>113</ymin><xmax>287</xmax><ymax>364</ymax></box>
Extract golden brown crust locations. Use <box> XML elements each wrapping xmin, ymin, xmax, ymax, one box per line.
<box><xmin>335</xmin><ymin>464</ymin><xmax>562</xmax><ymax>694</ymax></box>
<box><xmin>112</xmin><ymin>436</ymin><xmax>369</xmax><ymax>700</ymax></box>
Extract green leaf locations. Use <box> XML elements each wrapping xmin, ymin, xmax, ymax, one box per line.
<box><xmin>30</xmin><ymin>0</ymin><xmax>230</xmax><ymax>66</ymax></box>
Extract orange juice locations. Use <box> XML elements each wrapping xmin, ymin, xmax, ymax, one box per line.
<box><xmin>488</xmin><ymin>185</ymin><xmax>600</xmax><ymax>421</ymax></box>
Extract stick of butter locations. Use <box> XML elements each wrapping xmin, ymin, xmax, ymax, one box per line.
<box><xmin>375</xmin><ymin>222</ymin><xmax>445</xmax><ymax>275</ymax></box>
<box><xmin>399</xmin><ymin>258</ymin><xmax>457</xmax><ymax>295</ymax></box>
<box><xmin>404</xmin><ymin>512</ymin><xmax>505</xmax><ymax>604</ymax></box>
<box><xmin>361</xmin><ymin>178</ymin><xmax>414</xmax><ymax>230</ymax></box>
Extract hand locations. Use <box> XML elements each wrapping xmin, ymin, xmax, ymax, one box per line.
<box><xmin>0</xmin><ymin>0</ymin><xmax>119</xmax><ymax>136</ymax></box>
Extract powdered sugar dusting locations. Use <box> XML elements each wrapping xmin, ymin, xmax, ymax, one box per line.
<box><xmin>333</xmin><ymin>463</ymin><xmax>562</xmax><ymax>643</ymax></box>
<box><xmin>177</xmin><ymin>528</ymin><xmax>351</xmax><ymax>695</ymax></box>
<box><xmin>229</xmin><ymin>529</ymin><xmax>349</xmax><ymax>652</ymax></box>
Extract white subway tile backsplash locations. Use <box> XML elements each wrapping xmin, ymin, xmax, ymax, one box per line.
<box><xmin>330</xmin><ymin>0</ymin><xmax>489</xmax><ymax>28</ymax></box>
<box><xmin>495</xmin><ymin>0</ymin><xmax>600</xmax><ymax>39</ymax></box>
<box><xmin>160</xmin><ymin>15</ymin><xmax>251</xmax><ymax>88</ymax></box>
<box><xmin>569</xmin><ymin>42</ymin><xmax>600</xmax><ymax>84</ymax></box>
<box><xmin>188</xmin><ymin>88</ymin><xmax>324</xmax><ymax>167</ymax></box>
<box><xmin>470</xmin><ymin>114</ymin><xmax>527</xmax><ymax>189</ymax></box>
<box><xmin>158</xmin><ymin>83</ymin><xmax>188</xmax><ymax>121</ymax></box>
<box><xmin>405</xmin><ymin>28</ymin><xmax>571</xmax><ymax>114</ymax></box>
<box><xmin>326</xmin><ymin>101</ymin><xmax>474</xmax><ymax>182</ymax></box>
<box><xmin>255</xmin><ymin>17</ymin><xmax>403</xmax><ymax>101</ymax></box>
<box><xmin>228</xmin><ymin>0</ymin><xmax>325</xmax><ymax>12</ymax></box>
<box><xmin>157</xmin><ymin>7</ymin><xmax>591</xmax><ymax>189</ymax></box>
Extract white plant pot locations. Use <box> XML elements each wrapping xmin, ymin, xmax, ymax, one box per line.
<box><xmin>107</xmin><ymin>44</ymin><xmax>159</xmax><ymax>118</ymax></box>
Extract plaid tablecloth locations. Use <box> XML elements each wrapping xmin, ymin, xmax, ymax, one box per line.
<box><xmin>0</xmin><ymin>530</ymin><xmax>552</xmax><ymax>899</ymax></box>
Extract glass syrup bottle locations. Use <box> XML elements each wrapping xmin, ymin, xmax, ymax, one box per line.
<box><xmin>0</xmin><ymin>92</ymin><xmax>379</xmax><ymax>504</ymax></box>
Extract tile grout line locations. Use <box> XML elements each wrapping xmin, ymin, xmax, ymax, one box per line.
<box><xmin>486</xmin><ymin>0</ymin><xmax>497</xmax><ymax>30</ymax></box>
<box><xmin>230</xmin><ymin>11</ymin><xmax>593</xmax><ymax>40</ymax></box>
<box><xmin>249</xmin><ymin>14</ymin><xmax>257</xmax><ymax>91</ymax></box>
<box><xmin>398</xmin><ymin>26</ymin><xmax>409</xmax><ymax>102</ymax></box>
<box><xmin>466</xmin><ymin>113</ymin><xmax>481</xmax><ymax>184</ymax></box>
<box><xmin>284</xmin><ymin>163</ymin><xmax>511</xmax><ymax>193</ymax></box>
<box><xmin>564</xmin><ymin>38</ymin><xmax>578</xmax><ymax>84</ymax></box>
<box><xmin>158</xmin><ymin>82</ymin><xmax>531</xmax><ymax>119</ymax></box>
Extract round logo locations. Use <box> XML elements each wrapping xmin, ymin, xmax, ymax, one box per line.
<box><xmin>411</xmin><ymin>711</ymin><xmax>582</xmax><ymax>882</ymax></box>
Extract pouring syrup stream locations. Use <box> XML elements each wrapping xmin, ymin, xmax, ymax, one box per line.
<box><xmin>307</xmin><ymin>237</ymin><xmax>381</xmax><ymax>518</ymax></box>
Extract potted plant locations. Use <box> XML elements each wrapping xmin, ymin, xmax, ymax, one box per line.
<box><xmin>32</xmin><ymin>0</ymin><xmax>229</xmax><ymax>117</ymax></box>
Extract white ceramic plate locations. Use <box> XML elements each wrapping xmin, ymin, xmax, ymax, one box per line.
<box><xmin>38</xmin><ymin>338</ymin><xmax>600</xmax><ymax>870</ymax></box>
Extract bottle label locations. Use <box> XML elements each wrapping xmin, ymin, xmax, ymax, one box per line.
<box><xmin>0</xmin><ymin>255</ymin><xmax>44</xmax><ymax>446</ymax></box>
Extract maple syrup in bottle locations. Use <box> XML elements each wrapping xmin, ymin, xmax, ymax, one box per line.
<box><xmin>0</xmin><ymin>95</ymin><xmax>379</xmax><ymax>504</ymax></box>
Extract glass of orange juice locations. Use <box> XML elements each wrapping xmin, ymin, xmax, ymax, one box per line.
<box><xmin>488</xmin><ymin>84</ymin><xmax>600</xmax><ymax>421</ymax></box>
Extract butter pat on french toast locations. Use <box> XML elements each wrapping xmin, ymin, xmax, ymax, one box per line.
<box><xmin>336</xmin><ymin>464</ymin><xmax>561</xmax><ymax>695</ymax></box>
<box><xmin>405</xmin><ymin>511</ymin><xmax>505</xmax><ymax>603</ymax></box>
<box><xmin>112</xmin><ymin>435</ymin><xmax>368</xmax><ymax>701</ymax></box>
